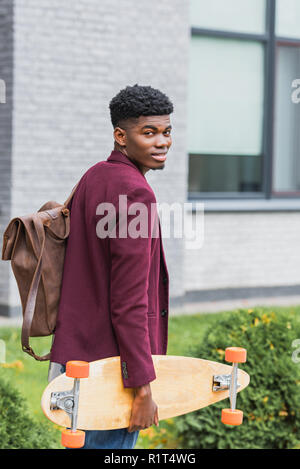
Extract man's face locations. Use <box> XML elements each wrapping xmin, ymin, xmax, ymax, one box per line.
<box><xmin>113</xmin><ymin>115</ymin><xmax>172</xmax><ymax>175</ymax></box>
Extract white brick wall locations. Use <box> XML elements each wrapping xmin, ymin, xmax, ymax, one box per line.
<box><xmin>0</xmin><ymin>0</ymin><xmax>13</xmax><ymax>310</ymax></box>
<box><xmin>12</xmin><ymin>0</ymin><xmax>116</xmax><ymax>209</ymax></box>
<box><xmin>184</xmin><ymin>211</ymin><xmax>300</xmax><ymax>291</ymax></box>
<box><xmin>1</xmin><ymin>0</ymin><xmax>190</xmax><ymax>313</ymax></box>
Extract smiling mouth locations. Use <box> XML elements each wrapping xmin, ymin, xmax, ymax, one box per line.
<box><xmin>151</xmin><ymin>153</ymin><xmax>167</xmax><ymax>162</ymax></box>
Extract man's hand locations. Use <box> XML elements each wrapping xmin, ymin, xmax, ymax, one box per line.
<box><xmin>128</xmin><ymin>383</ymin><xmax>159</xmax><ymax>433</ymax></box>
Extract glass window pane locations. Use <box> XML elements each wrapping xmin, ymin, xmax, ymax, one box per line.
<box><xmin>187</xmin><ymin>37</ymin><xmax>264</xmax><ymax>155</ymax></box>
<box><xmin>273</xmin><ymin>46</ymin><xmax>300</xmax><ymax>193</ymax></box>
<box><xmin>276</xmin><ymin>0</ymin><xmax>300</xmax><ymax>39</ymax></box>
<box><xmin>190</xmin><ymin>0</ymin><xmax>266</xmax><ymax>34</ymax></box>
<box><xmin>188</xmin><ymin>155</ymin><xmax>262</xmax><ymax>193</ymax></box>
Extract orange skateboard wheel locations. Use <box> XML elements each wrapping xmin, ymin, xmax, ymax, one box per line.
<box><xmin>61</xmin><ymin>429</ymin><xmax>85</xmax><ymax>448</ymax></box>
<box><xmin>221</xmin><ymin>408</ymin><xmax>243</xmax><ymax>426</ymax></box>
<box><xmin>225</xmin><ymin>347</ymin><xmax>247</xmax><ymax>363</ymax></box>
<box><xmin>66</xmin><ymin>361</ymin><xmax>89</xmax><ymax>379</ymax></box>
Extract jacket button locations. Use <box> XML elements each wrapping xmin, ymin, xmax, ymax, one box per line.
<box><xmin>161</xmin><ymin>309</ymin><xmax>167</xmax><ymax>317</ymax></box>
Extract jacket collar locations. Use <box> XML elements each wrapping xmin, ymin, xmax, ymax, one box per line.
<box><xmin>107</xmin><ymin>150</ymin><xmax>145</xmax><ymax>178</ymax></box>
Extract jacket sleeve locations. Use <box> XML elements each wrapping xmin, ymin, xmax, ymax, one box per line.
<box><xmin>108</xmin><ymin>186</ymin><xmax>157</xmax><ymax>388</ymax></box>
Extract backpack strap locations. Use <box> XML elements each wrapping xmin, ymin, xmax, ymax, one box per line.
<box><xmin>63</xmin><ymin>182</ymin><xmax>79</xmax><ymax>208</ymax></box>
<box><xmin>21</xmin><ymin>214</ymin><xmax>50</xmax><ymax>361</ymax></box>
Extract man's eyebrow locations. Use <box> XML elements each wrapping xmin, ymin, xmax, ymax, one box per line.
<box><xmin>141</xmin><ymin>125</ymin><xmax>172</xmax><ymax>130</ymax></box>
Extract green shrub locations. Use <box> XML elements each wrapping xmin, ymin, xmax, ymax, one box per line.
<box><xmin>0</xmin><ymin>372</ymin><xmax>59</xmax><ymax>449</ymax></box>
<box><xmin>176</xmin><ymin>307</ymin><xmax>300</xmax><ymax>449</ymax></box>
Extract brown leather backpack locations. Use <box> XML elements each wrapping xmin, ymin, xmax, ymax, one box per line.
<box><xmin>1</xmin><ymin>183</ymin><xmax>79</xmax><ymax>361</ymax></box>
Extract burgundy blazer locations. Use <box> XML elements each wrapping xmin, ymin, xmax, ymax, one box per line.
<box><xmin>50</xmin><ymin>150</ymin><xmax>169</xmax><ymax>388</ymax></box>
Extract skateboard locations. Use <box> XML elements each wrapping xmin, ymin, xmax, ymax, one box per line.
<box><xmin>41</xmin><ymin>347</ymin><xmax>249</xmax><ymax>448</ymax></box>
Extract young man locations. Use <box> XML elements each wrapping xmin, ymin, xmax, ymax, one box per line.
<box><xmin>49</xmin><ymin>84</ymin><xmax>173</xmax><ymax>449</ymax></box>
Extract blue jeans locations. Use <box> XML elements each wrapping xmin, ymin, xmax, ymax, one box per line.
<box><xmin>77</xmin><ymin>428</ymin><xmax>139</xmax><ymax>449</ymax></box>
<box><xmin>58</xmin><ymin>364</ymin><xmax>139</xmax><ymax>449</ymax></box>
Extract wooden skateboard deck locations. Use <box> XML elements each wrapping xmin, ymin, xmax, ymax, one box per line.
<box><xmin>41</xmin><ymin>355</ymin><xmax>250</xmax><ymax>431</ymax></box>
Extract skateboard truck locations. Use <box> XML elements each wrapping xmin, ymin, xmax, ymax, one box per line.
<box><xmin>212</xmin><ymin>374</ymin><xmax>241</xmax><ymax>392</ymax></box>
<box><xmin>216</xmin><ymin>347</ymin><xmax>247</xmax><ymax>426</ymax></box>
<box><xmin>50</xmin><ymin>361</ymin><xmax>89</xmax><ymax>448</ymax></box>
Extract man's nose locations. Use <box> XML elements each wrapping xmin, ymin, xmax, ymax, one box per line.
<box><xmin>155</xmin><ymin>135</ymin><xmax>170</xmax><ymax>147</ymax></box>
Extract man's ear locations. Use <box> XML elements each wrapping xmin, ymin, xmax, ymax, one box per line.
<box><xmin>114</xmin><ymin>127</ymin><xmax>127</xmax><ymax>147</ymax></box>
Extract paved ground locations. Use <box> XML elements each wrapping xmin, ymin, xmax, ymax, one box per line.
<box><xmin>170</xmin><ymin>295</ymin><xmax>300</xmax><ymax>315</ymax></box>
<box><xmin>0</xmin><ymin>316</ymin><xmax>22</xmax><ymax>327</ymax></box>
<box><xmin>0</xmin><ymin>296</ymin><xmax>300</xmax><ymax>326</ymax></box>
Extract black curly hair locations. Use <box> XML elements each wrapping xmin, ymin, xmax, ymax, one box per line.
<box><xmin>109</xmin><ymin>84</ymin><xmax>174</xmax><ymax>129</ymax></box>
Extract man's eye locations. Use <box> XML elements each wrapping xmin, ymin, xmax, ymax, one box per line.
<box><xmin>144</xmin><ymin>131</ymin><xmax>171</xmax><ymax>135</ymax></box>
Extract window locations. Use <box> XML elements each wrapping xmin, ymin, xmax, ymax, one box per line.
<box><xmin>190</xmin><ymin>0</ymin><xmax>266</xmax><ymax>35</ymax></box>
<box><xmin>188</xmin><ymin>0</ymin><xmax>300</xmax><ymax>200</ymax></box>
<box><xmin>273</xmin><ymin>0</ymin><xmax>300</xmax><ymax>195</ymax></box>
<box><xmin>276</xmin><ymin>0</ymin><xmax>300</xmax><ymax>39</ymax></box>
<box><xmin>273</xmin><ymin>46</ymin><xmax>300</xmax><ymax>194</ymax></box>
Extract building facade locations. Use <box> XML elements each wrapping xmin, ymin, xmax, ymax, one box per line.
<box><xmin>0</xmin><ymin>0</ymin><xmax>299</xmax><ymax>317</ymax></box>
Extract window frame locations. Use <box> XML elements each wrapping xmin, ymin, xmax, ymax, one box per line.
<box><xmin>188</xmin><ymin>0</ymin><xmax>300</xmax><ymax>204</ymax></box>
